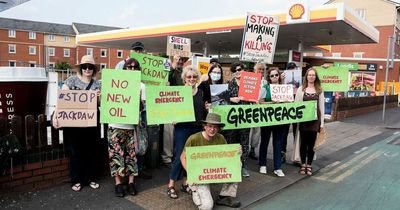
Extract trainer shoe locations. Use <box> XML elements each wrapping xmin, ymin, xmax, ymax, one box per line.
<box><xmin>242</xmin><ymin>168</ymin><xmax>250</xmax><ymax>177</ymax></box>
<box><xmin>274</xmin><ymin>169</ymin><xmax>285</xmax><ymax>177</ymax></box>
<box><xmin>216</xmin><ymin>196</ymin><xmax>241</xmax><ymax>208</ymax></box>
<box><xmin>259</xmin><ymin>166</ymin><xmax>267</xmax><ymax>174</ymax></box>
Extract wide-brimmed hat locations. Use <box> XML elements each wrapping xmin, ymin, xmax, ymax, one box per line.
<box><xmin>202</xmin><ymin>113</ymin><xmax>225</xmax><ymax>127</ymax></box>
<box><xmin>75</xmin><ymin>55</ymin><xmax>99</xmax><ymax>71</ymax></box>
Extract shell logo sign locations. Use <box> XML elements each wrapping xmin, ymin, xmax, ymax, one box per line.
<box><xmin>289</xmin><ymin>4</ymin><xmax>305</xmax><ymax>20</ymax></box>
<box><xmin>286</xmin><ymin>2</ymin><xmax>309</xmax><ymax>24</ymax></box>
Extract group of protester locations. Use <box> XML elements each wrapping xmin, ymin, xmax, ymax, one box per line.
<box><xmin>52</xmin><ymin>41</ymin><xmax>324</xmax><ymax>210</ymax></box>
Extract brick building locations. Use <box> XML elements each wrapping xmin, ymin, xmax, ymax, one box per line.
<box><xmin>0</xmin><ymin>17</ymin><xmax>131</xmax><ymax>70</ymax></box>
<box><xmin>304</xmin><ymin>0</ymin><xmax>400</xmax><ymax>86</ymax></box>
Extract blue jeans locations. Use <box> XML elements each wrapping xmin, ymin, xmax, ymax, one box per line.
<box><xmin>259</xmin><ymin>125</ymin><xmax>283</xmax><ymax>170</ymax></box>
<box><xmin>169</xmin><ymin>125</ymin><xmax>201</xmax><ymax>181</ymax></box>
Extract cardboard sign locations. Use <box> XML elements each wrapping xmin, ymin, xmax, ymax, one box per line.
<box><xmin>55</xmin><ymin>90</ymin><xmax>97</xmax><ymax>127</ymax></box>
<box><xmin>131</xmin><ymin>52</ymin><xmax>170</xmax><ymax>86</ymax></box>
<box><xmin>193</xmin><ymin>57</ymin><xmax>211</xmax><ymax>75</ymax></box>
<box><xmin>270</xmin><ymin>84</ymin><xmax>294</xmax><ymax>102</ymax></box>
<box><xmin>100</xmin><ymin>69</ymin><xmax>141</xmax><ymax>124</ymax></box>
<box><xmin>186</xmin><ymin>144</ymin><xmax>242</xmax><ymax>184</ymax></box>
<box><xmin>146</xmin><ymin>86</ymin><xmax>195</xmax><ymax>125</ymax></box>
<box><xmin>166</xmin><ymin>36</ymin><xmax>191</xmax><ymax>57</ymax></box>
<box><xmin>240</xmin><ymin>13</ymin><xmax>279</xmax><ymax>64</ymax></box>
<box><xmin>238</xmin><ymin>71</ymin><xmax>262</xmax><ymax>102</ymax></box>
<box><xmin>316</xmin><ymin>66</ymin><xmax>349</xmax><ymax>92</ymax></box>
<box><xmin>212</xmin><ymin>101</ymin><xmax>317</xmax><ymax>130</ymax></box>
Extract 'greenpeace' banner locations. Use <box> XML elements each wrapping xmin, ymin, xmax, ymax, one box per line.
<box><xmin>212</xmin><ymin>101</ymin><xmax>317</xmax><ymax>130</ymax></box>
<box><xmin>316</xmin><ymin>66</ymin><xmax>349</xmax><ymax>92</ymax></box>
<box><xmin>100</xmin><ymin>69</ymin><xmax>141</xmax><ymax>124</ymax></box>
<box><xmin>186</xmin><ymin>144</ymin><xmax>242</xmax><ymax>184</ymax></box>
<box><xmin>146</xmin><ymin>86</ymin><xmax>195</xmax><ymax>125</ymax></box>
<box><xmin>131</xmin><ymin>52</ymin><xmax>170</xmax><ymax>86</ymax></box>
<box><xmin>239</xmin><ymin>13</ymin><xmax>279</xmax><ymax>64</ymax></box>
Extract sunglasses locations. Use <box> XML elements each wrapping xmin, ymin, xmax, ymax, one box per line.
<box><xmin>81</xmin><ymin>64</ymin><xmax>95</xmax><ymax>71</ymax></box>
<box><xmin>269</xmin><ymin>73</ymin><xmax>279</xmax><ymax>78</ymax></box>
<box><xmin>186</xmin><ymin>75</ymin><xmax>198</xmax><ymax>79</ymax></box>
<box><xmin>232</xmin><ymin>67</ymin><xmax>243</xmax><ymax>73</ymax></box>
<box><xmin>127</xmin><ymin>66</ymin><xmax>140</xmax><ymax>70</ymax></box>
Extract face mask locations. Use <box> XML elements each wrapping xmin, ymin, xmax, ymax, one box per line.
<box><xmin>210</xmin><ymin>73</ymin><xmax>221</xmax><ymax>81</ymax></box>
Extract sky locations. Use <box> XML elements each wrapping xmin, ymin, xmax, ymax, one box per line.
<box><xmin>0</xmin><ymin>0</ymin><xmax>331</xmax><ymax>29</ymax></box>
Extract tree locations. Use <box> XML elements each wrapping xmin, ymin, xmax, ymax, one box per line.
<box><xmin>55</xmin><ymin>61</ymin><xmax>71</xmax><ymax>70</ymax></box>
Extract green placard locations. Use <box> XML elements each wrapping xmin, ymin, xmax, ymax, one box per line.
<box><xmin>131</xmin><ymin>52</ymin><xmax>170</xmax><ymax>86</ymax></box>
<box><xmin>316</xmin><ymin>66</ymin><xmax>349</xmax><ymax>92</ymax></box>
<box><xmin>212</xmin><ymin>101</ymin><xmax>317</xmax><ymax>130</ymax></box>
<box><xmin>100</xmin><ymin>69</ymin><xmax>140</xmax><ymax>124</ymax></box>
<box><xmin>146</xmin><ymin>86</ymin><xmax>195</xmax><ymax>125</ymax></box>
<box><xmin>334</xmin><ymin>62</ymin><xmax>358</xmax><ymax>71</ymax></box>
<box><xmin>186</xmin><ymin>144</ymin><xmax>242</xmax><ymax>184</ymax></box>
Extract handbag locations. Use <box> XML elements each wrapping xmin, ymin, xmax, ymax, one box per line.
<box><xmin>314</xmin><ymin>128</ymin><xmax>327</xmax><ymax>151</ymax></box>
<box><xmin>134</xmin><ymin>123</ymin><xmax>148</xmax><ymax>156</ymax></box>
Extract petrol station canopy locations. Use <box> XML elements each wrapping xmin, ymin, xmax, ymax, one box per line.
<box><xmin>76</xmin><ymin>3</ymin><xmax>379</xmax><ymax>55</ymax></box>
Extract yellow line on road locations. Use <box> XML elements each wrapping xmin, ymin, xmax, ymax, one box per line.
<box><xmin>331</xmin><ymin>150</ymin><xmax>384</xmax><ymax>183</ymax></box>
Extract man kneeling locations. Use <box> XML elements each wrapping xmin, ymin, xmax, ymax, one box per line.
<box><xmin>181</xmin><ymin>113</ymin><xmax>241</xmax><ymax>210</ymax></box>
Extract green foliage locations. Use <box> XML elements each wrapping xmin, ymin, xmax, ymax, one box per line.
<box><xmin>55</xmin><ymin>61</ymin><xmax>71</xmax><ymax>70</ymax></box>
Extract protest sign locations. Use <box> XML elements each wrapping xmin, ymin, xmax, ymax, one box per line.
<box><xmin>212</xmin><ymin>101</ymin><xmax>317</xmax><ymax>130</ymax></box>
<box><xmin>210</xmin><ymin>84</ymin><xmax>229</xmax><ymax>106</ymax></box>
<box><xmin>131</xmin><ymin>52</ymin><xmax>170</xmax><ymax>86</ymax></box>
<box><xmin>193</xmin><ymin>56</ymin><xmax>211</xmax><ymax>75</ymax></box>
<box><xmin>240</xmin><ymin>13</ymin><xmax>279</xmax><ymax>63</ymax></box>
<box><xmin>270</xmin><ymin>84</ymin><xmax>294</xmax><ymax>102</ymax></box>
<box><xmin>146</xmin><ymin>86</ymin><xmax>195</xmax><ymax>125</ymax></box>
<box><xmin>55</xmin><ymin>90</ymin><xmax>97</xmax><ymax>127</ymax></box>
<box><xmin>238</xmin><ymin>71</ymin><xmax>262</xmax><ymax>102</ymax></box>
<box><xmin>316</xmin><ymin>66</ymin><xmax>349</xmax><ymax>92</ymax></box>
<box><xmin>283</xmin><ymin>68</ymin><xmax>302</xmax><ymax>93</ymax></box>
<box><xmin>100</xmin><ymin>69</ymin><xmax>141</xmax><ymax>124</ymax></box>
<box><xmin>186</xmin><ymin>144</ymin><xmax>242</xmax><ymax>184</ymax></box>
<box><xmin>166</xmin><ymin>36</ymin><xmax>191</xmax><ymax>57</ymax></box>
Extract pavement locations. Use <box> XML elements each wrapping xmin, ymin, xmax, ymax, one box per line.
<box><xmin>1</xmin><ymin>107</ymin><xmax>400</xmax><ymax>210</ymax></box>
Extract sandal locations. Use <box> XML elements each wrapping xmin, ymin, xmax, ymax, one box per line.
<box><xmin>72</xmin><ymin>183</ymin><xmax>81</xmax><ymax>192</ymax></box>
<box><xmin>306</xmin><ymin>166</ymin><xmax>313</xmax><ymax>176</ymax></box>
<box><xmin>180</xmin><ymin>184</ymin><xmax>192</xmax><ymax>194</ymax></box>
<box><xmin>89</xmin><ymin>182</ymin><xmax>100</xmax><ymax>189</ymax></box>
<box><xmin>299</xmin><ymin>165</ymin><xmax>306</xmax><ymax>175</ymax></box>
<box><xmin>167</xmin><ymin>186</ymin><xmax>178</xmax><ymax>199</ymax></box>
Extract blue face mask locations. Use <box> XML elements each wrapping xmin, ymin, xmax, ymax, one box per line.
<box><xmin>210</xmin><ymin>73</ymin><xmax>221</xmax><ymax>81</ymax></box>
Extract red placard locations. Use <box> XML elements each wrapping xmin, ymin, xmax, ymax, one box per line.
<box><xmin>238</xmin><ymin>71</ymin><xmax>262</xmax><ymax>102</ymax></box>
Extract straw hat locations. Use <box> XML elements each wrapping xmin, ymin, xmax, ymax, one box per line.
<box><xmin>75</xmin><ymin>55</ymin><xmax>99</xmax><ymax>71</ymax></box>
<box><xmin>202</xmin><ymin>113</ymin><xmax>225</xmax><ymax>127</ymax></box>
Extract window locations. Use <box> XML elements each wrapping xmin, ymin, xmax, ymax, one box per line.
<box><xmin>86</xmin><ymin>48</ymin><xmax>93</xmax><ymax>56</ymax></box>
<box><xmin>101</xmin><ymin>49</ymin><xmax>107</xmax><ymax>57</ymax></box>
<box><xmin>48</xmin><ymin>47</ymin><xmax>55</xmax><ymax>56</ymax></box>
<box><xmin>63</xmin><ymin>49</ymin><xmax>70</xmax><ymax>57</ymax></box>
<box><xmin>8</xmin><ymin>30</ymin><xmax>16</xmax><ymax>38</ymax></box>
<box><xmin>48</xmin><ymin>34</ymin><xmax>55</xmax><ymax>41</ymax></box>
<box><xmin>29</xmin><ymin>61</ymin><xmax>36</xmax><ymax>67</ymax></box>
<box><xmin>355</xmin><ymin>9</ymin><xmax>366</xmax><ymax>20</ymax></box>
<box><xmin>64</xmin><ymin>36</ymin><xmax>70</xmax><ymax>42</ymax></box>
<box><xmin>315</xmin><ymin>52</ymin><xmax>323</xmax><ymax>57</ymax></box>
<box><xmin>117</xmin><ymin>50</ymin><xmax>123</xmax><ymax>58</ymax></box>
<box><xmin>48</xmin><ymin>62</ymin><xmax>55</xmax><ymax>68</ymax></box>
<box><xmin>29</xmin><ymin>46</ymin><xmax>36</xmax><ymax>55</ymax></box>
<box><xmin>353</xmin><ymin>52</ymin><xmax>364</xmax><ymax>58</ymax></box>
<box><xmin>9</xmin><ymin>61</ymin><xmax>16</xmax><ymax>67</ymax></box>
<box><xmin>29</xmin><ymin>31</ymin><xmax>36</xmax><ymax>39</ymax></box>
<box><xmin>100</xmin><ymin>63</ymin><xmax>107</xmax><ymax>69</ymax></box>
<box><xmin>332</xmin><ymin>53</ymin><xmax>341</xmax><ymax>58</ymax></box>
<box><xmin>8</xmin><ymin>44</ymin><xmax>16</xmax><ymax>54</ymax></box>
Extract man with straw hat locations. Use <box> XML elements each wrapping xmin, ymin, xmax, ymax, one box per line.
<box><xmin>180</xmin><ymin>113</ymin><xmax>241</xmax><ymax>209</ymax></box>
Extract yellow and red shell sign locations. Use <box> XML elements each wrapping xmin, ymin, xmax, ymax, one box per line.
<box><xmin>289</xmin><ymin>3</ymin><xmax>305</xmax><ymax>20</ymax></box>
